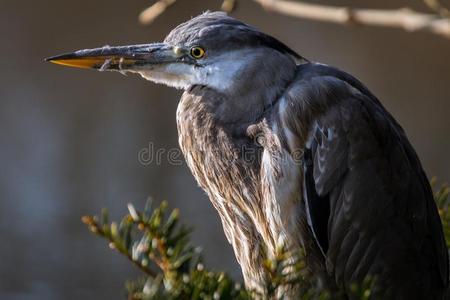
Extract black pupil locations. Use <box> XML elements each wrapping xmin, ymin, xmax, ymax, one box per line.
<box><xmin>193</xmin><ymin>48</ymin><xmax>201</xmax><ymax>57</ymax></box>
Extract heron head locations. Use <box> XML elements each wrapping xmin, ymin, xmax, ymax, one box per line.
<box><xmin>46</xmin><ymin>12</ymin><xmax>301</xmax><ymax>93</ymax></box>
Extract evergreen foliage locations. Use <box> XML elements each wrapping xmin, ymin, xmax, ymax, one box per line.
<box><xmin>82</xmin><ymin>180</ymin><xmax>450</xmax><ymax>299</ymax></box>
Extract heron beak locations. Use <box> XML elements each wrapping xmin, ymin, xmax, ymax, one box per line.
<box><xmin>45</xmin><ymin>43</ymin><xmax>179</xmax><ymax>71</ymax></box>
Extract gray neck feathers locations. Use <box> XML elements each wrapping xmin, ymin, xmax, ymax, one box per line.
<box><xmin>176</xmin><ymin>48</ymin><xmax>298</xmax><ymax>291</ymax></box>
<box><xmin>188</xmin><ymin>48</ymin><xmax>297</xmax><ymax>126</ymax></box>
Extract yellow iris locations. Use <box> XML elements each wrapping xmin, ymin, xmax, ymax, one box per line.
<box><xmin>190</xmin><ymin>46</ymin><xmax>205</xmax><ymax>59</ymax></box>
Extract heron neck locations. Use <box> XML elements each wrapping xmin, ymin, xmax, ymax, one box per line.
<box><xmin>186</xmin><ymin>50</ymin><xmax>297</xmax><ymax>125</ymax></box>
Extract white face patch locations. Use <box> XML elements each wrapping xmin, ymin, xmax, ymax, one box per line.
<box><xmin>134</xmin><ymin>63</ymin><xmax>195</xmax><ymax>90</ymax></box>
<box><xmin>134</xmin><ymin>49</ymin><xmax>252</xmax><ymax>92</ymax></box>
<box><xmin>196</xmin><ymin>54</ymin><xmax>247</xmax><ymax>92</ymax></box>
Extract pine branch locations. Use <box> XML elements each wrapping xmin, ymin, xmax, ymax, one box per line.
<box><xmin>82</xmin><ymin>200</ymin><xmax>252</xmax><ymax>299</ymax></box>
<box><xmin>432</xmin><ymin>177</ymin><xmax>450</xmax><ymax>247</ymax></box>
<box><xmin>82</xmin><ymin>176</ymin><xmax>450</xmax><ymax>299</ymax></box>
<box><xmin>81</xmin><ymin>212</ymin><xmax>158</xmax><ymax>278</ymax></box>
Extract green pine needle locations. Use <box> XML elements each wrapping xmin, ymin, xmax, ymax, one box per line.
<box><xmin>82</xmin><ymin>178</ymin><xmax>450</xmax><ymax>299</ymax></box>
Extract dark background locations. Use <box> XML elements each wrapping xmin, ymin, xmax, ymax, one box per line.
<box><xmin>0</xmin><ymin>0</ymin><xmax>449</xmax><ymax>299</ymax></box>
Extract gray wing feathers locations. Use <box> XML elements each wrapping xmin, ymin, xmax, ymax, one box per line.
<box><xmin>290</xmin><ymin>64</ymin><xmax>448</xmax><ymax>299</ymax></box>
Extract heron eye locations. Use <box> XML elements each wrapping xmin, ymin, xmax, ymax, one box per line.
<box><xmin>190</xmin><ymin>46</ymin><xmax>205</xmax><ymax>59</ymax></box>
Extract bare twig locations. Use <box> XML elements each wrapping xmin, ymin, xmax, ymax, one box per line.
<box><xmin>138</xmin><ymin>0</ymin><xmax>450</xmax><ymax>39</ymax></box>
<box><xmin>423</xmin><ymin>0</ymin><xmax>450</xmax><ymax>17</ymax></box>
<box><xmin>221</xmin><ymin>0</ymin><xmax>238</xmax><ymax>13</ymax></box>
<box><xmin>253</xmin><ymin>0</ymin><xmax>450</xmax><ymax>39</ymax></box>
<box><xmin>139</xmin><ymin>0</ymin><xmax>177</xmax><ymax>25</ymax></box>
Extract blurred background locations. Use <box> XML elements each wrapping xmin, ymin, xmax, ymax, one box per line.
<box><xmin>0</xmin><ymin>0</ymin><xmax>449</xmax><ymax>299</ymax></box>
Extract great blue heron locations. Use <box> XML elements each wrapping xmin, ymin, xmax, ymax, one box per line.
<box><xmin>46</xmin><ymin>12</ymin><xmax>448</xmax><ymax>299</ymax></box>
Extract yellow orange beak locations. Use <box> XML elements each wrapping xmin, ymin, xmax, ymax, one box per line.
<box><xmin>45</xmin><ymin>43</ymin><xmax>176</xmax><ymax>71</ymax></box>
<box><xmin>48</xmin><ymin>57</ymin><xmax>134</xmax><ymax>69</ymax></box>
